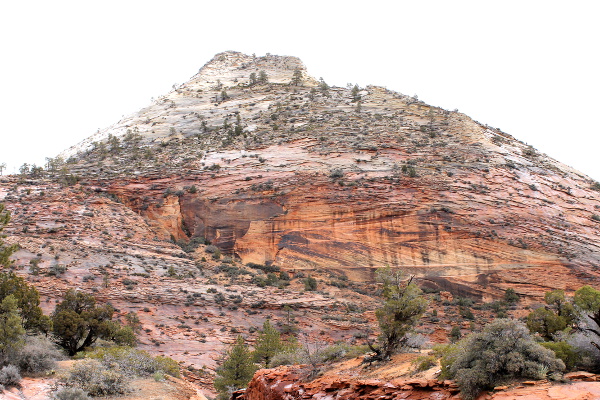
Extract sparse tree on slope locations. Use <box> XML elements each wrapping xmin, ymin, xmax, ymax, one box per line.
<box><xmin>258</xmin><ymin>70</ymin><xmax>268</xmax><ymax>84</ymax></box>
<box><xmin>214</xmin><ymin>335</ymin><xmax>257</xmax><ymax>400</ymax></box>
<box><xmin>368</xmin><ymin>267</ymin><xmax>428</xmax><ymax>361</ymax></box>
<box><xmin>0</xmin><ymin>204</ymin><xmax>18</xmax><ymax>268</ymax></box>
<box><xmin>291</xmin><ymin>68</ymin><xmax>303</xmax><ymax>86</ymax></box>
<box><xmin>253</xmin><ymin>319</ymin><xmax>282</xmax><ymax>367</ymax></box>
<box><xmin>52</xmin><ymin>289</ymin><xmax>134</xmax><ymax>355</ymax></box>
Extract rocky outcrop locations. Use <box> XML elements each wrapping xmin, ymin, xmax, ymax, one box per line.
<box><xmin>234</xmin><ymin>366</ymin><xmax>458</xmax><ymax>400</ymax></box>
<box><xmin>236</xmin><ymin>367</ymin><xmax>600</xmax><ymax>400</ymax></box>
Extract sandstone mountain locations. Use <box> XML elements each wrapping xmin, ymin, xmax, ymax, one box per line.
<box><xmin>3</xmin><ymin>51</ymin><xmax>600</xmax><ymax>396</ymax></box>
<box><xmin>59</xmin><ymin>50</ymin><xmax>600</xmax><ymax>296</ymax></box>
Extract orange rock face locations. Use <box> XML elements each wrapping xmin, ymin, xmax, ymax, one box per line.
<box><xmin>238</xmin><ymin>367</ymin><xmax>600</xmax><ymax>400</ymax></box>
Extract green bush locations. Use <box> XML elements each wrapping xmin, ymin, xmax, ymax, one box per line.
<box><xmin>450</xmin><ymin>326</ymin><xmax>462</xmax><ymax>343</ymax></box>
<box><xmin>304</xmin><ymin>276</ymin><xmax>317</xmax><ymax>291</ymax></box>
<box><xmin>504</xmin><ymin>288</ymin><xmax>520</xmax><ymax>304</ymax></box>
<box><xmin>442</xmin><ymin>319</ymin><xmax>564</xmax><ymax>400</ymax></box>
<box><xmin>82</xmin><ymin>347</ymin><xmax>179</xmax><ymax>377</ymax></box>
<box><xmin>541</xmin><ymin>341</ymin><xmax>578</xmax><ymax>371</ymax></box>
<box><xmin>412</xmin><ymin>355</ymin><xmax>436</xmax><ymax>372</ymax></box>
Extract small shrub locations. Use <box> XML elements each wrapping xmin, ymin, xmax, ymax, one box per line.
<box><xmin>504</xmin><ymin>288</ymin><xmax>520</xmax><ymax>304</ymax></box>
<box><xmin>329</xmin><ymin>169</ymin><xmax>344</xmax><ymax>179</ymax></box>
<box><xmin>442</xmin><ymin>319</ymin><xmax>564</xmax><ymax>400</ymax></box>
<box><xmin>64</xmin><ymin>359</ymin><xmax>129</xmax><ymax>396</ymax></box>
<box><xmin>412</xmin><ymin>355</ymin><xmax>436</xmax><ymax>372</ymax></box>
<box><xmin>269</xmin><ymin>343</ymin><xmax>367</xmax><ymax>368</ymax></box>
<box><xmin>48</xmin><ymin>264</ymin><xmax>67</xmax><ymax>276</ymax></box>
<box><xmin>205</xmin><ymin>245</ymin><xmax>219</xmax><ymax>253</ymax></box>
<box><xmin>11</xmin><ymin>335</ymin><xmax>62</xmax><ymax>373</ymax></box>
<box><xmin>269</xmin><ymin>350</ymin><xmax>302</xmax><ymax>367</ymax></box>
<box><xmin>304</xmin><ymin>276</ymin><xmax>317</xmax><ymax>291</ymax></box>
<box><xmin>459</xmin><ymin>307</ymin><xmax>474</xmax><ymax>320</ymax></box>
<box><xmin>450</xmin><ymin>326</ymin><xmax>462</xmax><ymax>343</ymax></box>
<box><xmin>51</xmin><ymin>387</ymin><xmax>90</xmax><ymax>400</ymax></box>
<box><xmin>153</xmin><ymin>371</ymin><xmax>165</xmax><ymax>382</ymax></box>
<box><xmin>83</xmin><ymin>347</ymin><xmax>180</xmax><ymax>377</ymax></box>
<box><xmin>319</xmin><ymin>343</ymin><xmax>368</xmax><ymax>363</ymax></box>
<box><xmin>0</xmin><ymin>365</ymin><xmax>21</xmax><ymax>387</ymax></box>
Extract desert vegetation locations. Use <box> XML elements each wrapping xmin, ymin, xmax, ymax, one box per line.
<box><xmin>0</xmin><ymin>203</ymin><xmax>178</xmax><ymax>397</ymax></box>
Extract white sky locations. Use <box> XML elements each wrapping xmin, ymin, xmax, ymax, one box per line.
<box><xmin>1</xmin><ymin>1</ymin><xmax>599</xmax><ymax>180</ymax></box>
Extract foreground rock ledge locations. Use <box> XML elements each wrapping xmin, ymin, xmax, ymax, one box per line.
<box><xmin>233</xmin><ymin>366</ymin><xmax>600</xmax><ymax>400</ymax></box>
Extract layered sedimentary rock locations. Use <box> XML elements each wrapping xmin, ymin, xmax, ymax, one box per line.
<box><xmin>54</xmin><ymin>51</ymin><xmax>600</xmax><ymax>297</ymax></box>
<box><xmin>236</xmin><ymin>366</ymin><xmax>600</xmax><ymax>400</ymax></box>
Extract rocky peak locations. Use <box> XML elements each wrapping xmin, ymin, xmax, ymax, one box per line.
<box><xmin>50</xmin><ymin>50</ymin><xmax>600</xmax><ymax>295</ymax></box>
<box><xmin>58</xmin><ymin>51</ymin><xmax>316</xmax><ymax>160</ymax></box>
<box><xmin>188</xmin><ymin>51</ymin><xmax>315</xmax><ymax>89</ymax></box>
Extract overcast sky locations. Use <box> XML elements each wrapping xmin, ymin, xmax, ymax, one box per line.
<box><xmin>1</xmin><ymin>1</ymin><xmax>599</xmax><ymax>180</ymax></box>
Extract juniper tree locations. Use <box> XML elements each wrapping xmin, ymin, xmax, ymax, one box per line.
<box><xmin>368</xmin><ymin>267</ymin><xmax>428</xmax><ymax>361</ymax></box>
<box><xmin>526</xmin><ymin>289</ymin><xmax>576</xmax><ymax>340</ymax></box>
<box><xmin>291</xmin><ymin>68</ymin><xmax>303</xmax><ymax>86</ymax></box>
<box><xmin>214</xmin><ymin>336</ymin><xmax>257</xmax><ymax>400</ymax></box>
<box><xmin>52</xmin><ymin>289</ymin><xmax>134</xmax><ymax>355</ymax></box>
<box><xmin>253</xmin><ymin>319</ymin><xmax>283</xmax><ymax>367</ymax></box>
<box><xmin>573</xmin><ymin>285</ymin><xmax>600</xmax><ymax>351</ymax></box>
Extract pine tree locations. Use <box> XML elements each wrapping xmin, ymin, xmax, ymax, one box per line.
<box><xmin>0</xmin><ymin>271</ymin><xmax>51</xmax><ymax>332</ymax></box>
<box><xmin>258</xmin><ymin>70</ymin><xmax>268</xmax><ymax>84</ymax></box>
<box><xmin>291</xmin><ymin>68</ymin><xmax>303</xmax><ymax>86</ymax></box>
<box><xmin>214</xmin><ymin>336</ymin><xmax>257</xmax><ymax>399</ymax></box>
<box><xmin>0</xmin><ymin>295</ymin><xmax>26</xmax><ymax>361</ymax></box>
<box><xmin>249</xmin><ymin>72</ymin><xmax>257</xmax><ymax>85</ymax></box>
<box><xmin>253</xmin><ymin>320</ymin><xmax>282</xmax><ymax>367</ymax></box>
<box><xmin>0</xmin><ymin>204</ymin><xmax>18</xmax><ymax>268</ymax></box>
<box><xmin>351</xmin><ymin>84</ymin><xmax>360</xmax><ymax>101</ymax></box>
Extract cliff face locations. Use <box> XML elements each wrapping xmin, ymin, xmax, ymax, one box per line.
<box><xmin>55</xmin><ymin>51</ymin><xmax>600</xmax><ymax>297</ymax></box>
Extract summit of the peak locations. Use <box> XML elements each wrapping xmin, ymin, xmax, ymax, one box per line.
<box><xmin>187</xmin><ymin>51</ymin><xmax>314</xmax><ymax>89</ymax></box>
